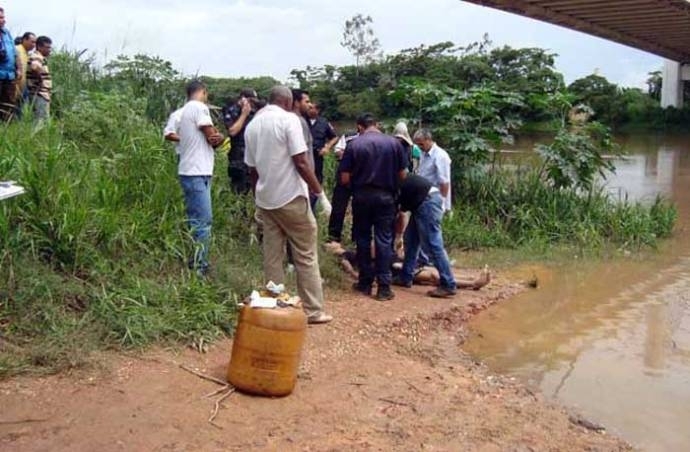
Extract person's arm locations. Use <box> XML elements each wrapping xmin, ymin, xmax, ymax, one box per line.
<box><xmin>248</xmin><ymin>167</ymin><xmax>259</xmax><ymax>194</ymax></box>
<box><xmin>164</xmin><ymin>132</ymin><xmax>180</xmax><ymax>143</ymax></box>
<box><xmin>227</xmin><ymin>99</ymin><xmax>251</xmax><ymax>137</ymax></box>
<box><xmin>201</xmin><ymin>125</ymin><xmax>223</xmax><ymax>147</ymax></box>
<box><xmin>340</xmin><ymin>171</ymin><xmax>351</xmax><ymax>187</ymax></box>
<box><xmin>15</xmin><ymin>49</ymin><xmax>22</xmax><ymax>80</ymax></box>
<box><xmin>437</xmin><ymin>154</ymin><xmax>452</xmax><ymax>200</ymax></box>
<box><xmin>292</xmin><ymin>153</ymin><xmax>322</xmax><ymax>194</ymax></box>
<box><xmin>319</xmin><ymin>135</ymin><xmax>339</xmax><ymax>156</ymax></box>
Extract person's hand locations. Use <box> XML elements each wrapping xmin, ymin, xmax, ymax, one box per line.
<box><xmin>334</xmin><ymin>149</ymin><xmax>344</xmax><ymax>160</ymax></box>
<box><xmin>15</xmin><ymin>67</ymin><xmax>22</xmax><ymax>80</ymax></box>
<box><xmin>394</xmin><ymin>234</ymin><xmax>404</xmax><ymax>258</ymax></box>
<box><xmin>209</xmin><ymin>133</ymin><xmax>224</xmax><ymax>147</ymax></box>
<box><xmin>318</xmin><ymin>146</ymin><xmax>331</xmax><ymax>156</ymax></box>
<box><xmin>240</xmin><ymin>98</ymin><xmax>251</xmax><ymax>115</ymax></box>
<box><xmin>316</xmin><ymin>191</ymin><xmax>332</xmax><ymax>218</ymax></box>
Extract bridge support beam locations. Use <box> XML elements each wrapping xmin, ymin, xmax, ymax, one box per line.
<box><xmin>661</xmin><ymin>60</ymin><xmax>689</xmax><ymax>109</ymax></box>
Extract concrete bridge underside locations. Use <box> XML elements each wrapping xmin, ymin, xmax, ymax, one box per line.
<box><xmin>463</xmin><ymin>0</ymin><xmax>690</xmax><ymax>107</ymax></box>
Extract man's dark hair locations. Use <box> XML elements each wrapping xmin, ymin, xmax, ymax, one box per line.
<box><xmin>356</xmin><ymin>113</ymin><xmax>377</xmax><ymax>129</ymax></box>
<box><xmin>186</xmin><ymin>80</ymin><xmax>206</xmax><ymax>99</ymax></box>
<box><xmin>22</xmin><ymin>32</ymin><xmax>35</xmax><ymax>41</ymax></box>
<box><xmin>291</xmin><ymin>89</ymin><xmax>309</xmax><ymax>104</ymax></box>
<box><xmin>36</xmin><ymin>36</ymin><xmax>52</xmax><ymax>47</ymax></box>
<box><xmin>14</xmin><ymin>36</ymin><xmax>21</xmax><ymax>45</ymax></box>
<box><xmin>240</xmin><ymin>88</ymin><xmax>257</xmax><ymax>99</ymax></box>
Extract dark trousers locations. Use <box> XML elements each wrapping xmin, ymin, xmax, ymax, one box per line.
<box><xmin>352</xmin><ymin>188</ymin><xmax>396</xmax><ymax>288</ymax></box>
<box><xmin>0</xmin><ymin>79</ymin><xmax>17</xmax><ymax>122</ymax></box>
<box><xmin>327</xmin><ymin>179</ymin><xmax>352</xmax><ymax>242</ymax></box>
<box><xmin>228</xmin><ymin>162</ymin><xmax>250</xmax><ymax>194</ymax></box>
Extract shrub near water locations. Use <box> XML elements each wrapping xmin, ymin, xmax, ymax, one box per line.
<box><xmin>0</xmin><ymin>90</ymin><xmax>259</xmax><ymax>377</ymax></box>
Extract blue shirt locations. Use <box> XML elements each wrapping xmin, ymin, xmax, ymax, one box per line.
<box><xmin>340</xmin><ymin>130</ymin><xmax>407</xmax><ymax>194</ymax></box>
<box><xmin>418</xmin><ymin>143</ymin><xmax>452</xmax><ymax>211</ymax></box>
<box><xmin>0</xmin><ymin>28</ymin><xmax>16</xmax><ymax>80</ymax></box>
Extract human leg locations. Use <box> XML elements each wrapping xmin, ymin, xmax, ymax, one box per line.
<box><xmin>179</xmin><ymin>175</ymin><xmax>213</xmax><ymax>273</ymax></box>
<box><xmin>262</xmin><ymin>197</ymin><xmax>326</xmax><ymax>318</ymax></box>
<box><xmin>415</xmin><ymin>194</ymin><xmax>456</xmax><ymax>292</ymax></box>
<box><xmin>0</xmin><ymin>80</ymin><xmax>17</xmax><ymax>122</ymax></box>
<box><xmin>351</xmin><ymin>192</ymin><xmax>374</xmax><ymax>291</ymax></box>
<box><xmin>327</xmin><ymin>180</ymin><xmax>351</xmax><ymax>242</ymax></box>
<box><xmin>372</xmin><ymin>193</ymin><xmax>396</xmax><ymax>293</ymax></box>
<box><xmin>255</xmin><ymin>207</ymin><xmax>287</xmax><ymax>286</ymax></box>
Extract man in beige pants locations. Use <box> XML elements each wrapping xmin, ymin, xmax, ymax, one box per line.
<box><xmin>244</xmin><ymin>85</ymin><xmax>333</xmax><ymax>325</ymax></box>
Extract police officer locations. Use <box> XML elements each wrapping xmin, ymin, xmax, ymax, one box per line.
<box><xmin>222</xmin><ymin>88</ymin><xmax>260</xmax><ymax>194</ymax></box>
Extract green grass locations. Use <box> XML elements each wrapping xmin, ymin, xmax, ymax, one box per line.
<box><xmin>0</xmin><ymin>50</ymin><xmax>678</xmax><ymax>378</ymax></box>
<box><xmin>443</xmin><ymin>170</ymin><xmax>676</xmax><ymax>252</ymax></box>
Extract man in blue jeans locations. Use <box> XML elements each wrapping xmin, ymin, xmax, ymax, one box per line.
<box><xmin>340</xmin><ymin>113</ymin><xmax>407</xmax><ymax>301</ymax></box>
<box><xmin>393</xmin><ymin>174</ymin><xmax>457</xmax><ymax>298</ymax></box>
<box><xmin>177</xmin><ymin>80</ymin><xmax>224</xmax><ymax>276</ymax></box>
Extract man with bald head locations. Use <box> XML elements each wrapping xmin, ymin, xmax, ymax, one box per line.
<box><xmin>244</xmin><ymin>86</ymin><xmax>333</xmax><ymax>325</ymax></box>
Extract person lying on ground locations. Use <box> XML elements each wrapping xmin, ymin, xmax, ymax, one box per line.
<box><xmin>324</xmin><ymin>241</ymin><xmax>491</xmax><ymax>290</ymax></box>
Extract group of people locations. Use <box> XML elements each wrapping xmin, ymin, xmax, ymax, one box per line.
<box><xmin>166</xmin><ymin>80</ymin><xmax>485</xmax><ymax>326</ymax></box>
<box><xmin>0</xmin><ymin>7</ymin><xmax>53</xmax><ymax>122</ymax></box>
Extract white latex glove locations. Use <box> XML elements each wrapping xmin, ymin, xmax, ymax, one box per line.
<box><xmin>317</xmin><ymin>191</ymin><xmax>332</xmax><ymax>218</ymax></box>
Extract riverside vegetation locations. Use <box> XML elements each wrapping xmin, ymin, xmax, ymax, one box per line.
<box><xmin>0</xmin><ymin>44</ymin><xmax>677</xmax><ymax>377</ymax></box>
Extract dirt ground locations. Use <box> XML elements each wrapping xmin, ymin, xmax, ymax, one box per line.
<box><xmin>0</xmin><ymin>269</ymin><xmax>632</xmax><ymax>452</ymax></box>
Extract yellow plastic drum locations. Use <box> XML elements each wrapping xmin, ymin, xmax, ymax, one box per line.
<box><xmin>227</xmin><ymin>305</ymin><xmax>307</xmax><ymax>397</ymax></box>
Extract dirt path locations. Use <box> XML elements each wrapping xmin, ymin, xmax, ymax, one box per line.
<box><xmin>0</xmin><ymin>270</ymin><xmax>631</xmax><ymax>452</ymax></box>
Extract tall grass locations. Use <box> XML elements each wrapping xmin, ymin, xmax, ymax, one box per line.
<box><xmin>0</xmin><ymin>53</ymin><xmax>264</xmax><ymax>378</ymax></box>
<box><xmin>443</xmin><ymin>169</ymin><xmax>676</xmax><ymax>250</ymax></box>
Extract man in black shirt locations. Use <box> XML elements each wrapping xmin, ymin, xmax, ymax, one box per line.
<box><xmin>307</xmin><ymin>102</ymin><xmax>338</xmax><ymax>184</ymax></box>
<box><xmin>340</xmin><ymin>113</ymin><xmax>407</xmax><ymax>301</ymax></box>
<box><xmin>393</xmin><ymin>174</ymin><xmax>457</xmax><ymax>298</ymax></box>
<box><xmin>223</xmin><ymin>88</ymin><xmax>259</xmax><ymax>194</ymax></box>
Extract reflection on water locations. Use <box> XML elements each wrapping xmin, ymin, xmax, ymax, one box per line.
<box><xmin>464</xmin><ymin>135</ymin><xmax>690</xmax><ymax>452</ymax></box>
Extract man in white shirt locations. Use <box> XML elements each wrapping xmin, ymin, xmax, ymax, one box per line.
<box><xmin>177</xmin><ymin>80</ymin><xmax>223</xmax><ymax>276</ymax></box>
<box><xmin>413</xmin><ymin>128</ymin><xmax>452</xmax><ymax>212</ymax></box>
<box><xmin>244</xmin><ymin>85</ymin><xmax>333</xmax><ymax>325</ymax></box>
<box><xmin>163</xmin><ymin>107</ymin><xmax>183</xmax><ymax>155</ymax></box>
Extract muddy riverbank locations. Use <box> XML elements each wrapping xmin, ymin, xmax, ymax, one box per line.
<box><xmin>0</xmin><ymin>269</ymin><xmax>630</xmax><ymax>451</ymax></box>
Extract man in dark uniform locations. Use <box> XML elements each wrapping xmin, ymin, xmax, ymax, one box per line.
<box><xmin>307</xmin><ymin>102</ymin><xmax>338</xmax><ymax>184</ymax></box>
<box><xmin>223</xmin><ymin>88</ymin><xmax>259</xmax><ymax>194</ymax></box>
<box><xmin>340</xmin><ymin>113</ymin><xmax>407</xmax><ymax>301</ymax></box>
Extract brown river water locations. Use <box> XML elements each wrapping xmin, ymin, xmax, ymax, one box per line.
<box><xmin>464</xmin><ymin>135</ymin><xmax>690</xmax><ymax>452</ymax></box>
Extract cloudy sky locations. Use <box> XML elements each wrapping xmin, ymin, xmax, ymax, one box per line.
<box><xmin>6</xmin><ymin>0</ymin><xmax>663</xmax><ymax>88</ymax></box>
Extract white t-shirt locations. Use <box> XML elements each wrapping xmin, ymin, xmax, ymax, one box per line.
<box><xmin>177</xmin><ymin>100</ymin><xmax>215</xmax><ymax>176</ymax></box>
<box><xmin>163</xmin><ymin>108</ymin><xmax>183</xmax><ymax>155</ymax></box>
<box><xmin>244</xmin><ymin>105</ymin><xmax>309</xmax><ymax>210</ymax></box>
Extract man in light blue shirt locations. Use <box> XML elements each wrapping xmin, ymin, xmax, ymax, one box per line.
<box><xmin>0</xmin><ymin>7</ymin><xmax>21</xmax><ymax>121</ymax></box>
<box><xmin>414</xmin><ymin>128</ymin><xmax>452</xmax><ymax>212</ymax></box>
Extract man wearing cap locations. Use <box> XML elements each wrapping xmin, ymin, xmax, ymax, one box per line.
<box><xmin>223</xmin><ymin>88</ymin><xmax>260</xmax><ymax>194</ymax></box>
<box><xmin>0</xmin><ymin>7</ymin><xmax>22</xmax><ymax>122</ymax></box>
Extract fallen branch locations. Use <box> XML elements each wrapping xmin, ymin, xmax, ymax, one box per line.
<box><xmin>0</xmin><ymin>417</ymin><xmax>50</xmax><ymax>425</ymax></box>
<box><xmin>404</xmin><ymin>379</ymin><xmax>430</xmax><ymax>395</ymax></box>
<box><xmin>379</xmin><ymin>397</ymin><xmax>411</xmax><ymax>407</ymax></box>
<box><xmin>208</xmin><ymin>387</ymin><xmax>236</xmax><ymax>424</ymax></box>
<box><xmin>179</xmin><ymin>365</ymin><xmax>228</xmax><ymax>387</ymax></box>
<box><xmin>204</xmin><ymin>385</ymin><xmax>233</xmax><ymax>399</ymax></box>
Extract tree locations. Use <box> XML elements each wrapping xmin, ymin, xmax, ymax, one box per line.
<box><xmin>341</xmin><ymin>14</ymin><xmax>381</xmax><ymax>72</ymax></box>
<box><xmin>646</xmin><ymin>70</ymin><xmax>662</xmax><ymax>100</ymax></box>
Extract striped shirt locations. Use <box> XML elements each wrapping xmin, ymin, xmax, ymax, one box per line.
<box><xmin>27</xmin><ymin>53</ymin><xmax>51</xmax><ymax>101</ymax></box>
